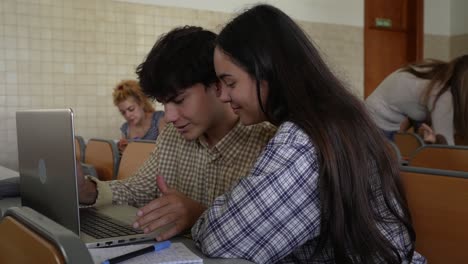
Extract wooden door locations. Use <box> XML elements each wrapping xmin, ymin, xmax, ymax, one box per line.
<box><xmin>364</xmin><ymin>0</ymin><xmax>424</xmax><ymax>97</ymax></box>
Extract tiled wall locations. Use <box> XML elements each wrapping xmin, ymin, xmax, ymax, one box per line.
<box><xmin>0</xmin><ymin>0</ymin><xmax>363</xmax><ymax>170</ymax></box>
<box><xmin>300</xmin><ymin>22</ymin><xmax>363</xmax><ymax>98</ymax></box>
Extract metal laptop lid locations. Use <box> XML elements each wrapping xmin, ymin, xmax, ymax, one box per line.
<box><xmin>16</xmin><ymin>108</ymin><xmax>80</xmax><ymax>235</ymax></box>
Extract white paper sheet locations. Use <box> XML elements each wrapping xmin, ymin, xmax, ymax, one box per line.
<box><xmin>89</xmin><ymin>242</ymin><xmax>203</xmax><ymax>264</ymax></box>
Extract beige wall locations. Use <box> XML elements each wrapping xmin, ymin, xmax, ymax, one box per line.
<box><xmin>450</xmin><ymin>34</ymin><xmax>468</xmax><ymax>59</ymax></box>
<box><xmin>0</xmin><ymin>0</ymin><xmax>363</xmax><ymax>170</ymax></box>
<box><xmin>424</xmin><ymin>34</ymin><xmax>468</xmax><ymax>61</ymax></box>
<box><xmin>424</xmin><ymin>34</ymin><xmax>452</xmax><ymax>61</ymax></box>
<box><xmin>424</xmin><ymin>0</ymin><xmax>468</xmax><ymax>61</ymax></box>
<box><xmin>300</xmin><ymin>22</ymin><xmax>363</xmax><ymax>97</ymax></box>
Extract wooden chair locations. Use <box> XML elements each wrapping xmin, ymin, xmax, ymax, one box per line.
<box><xmin>400</xmin><ymin>166</ymin><xmax>468</xmax><ymax>263</ymax></box>
<box><xmin>455</xmin><ymin>134</ymin><xmax>468</xmax><ymax>146</ymax></box>
<box><xmin>117</xmin><ymin>140</ymin><xmax>156</xmax><ymax>180</ymax></box>
<box><xmin>409</xmin><ymin>144</ymin><xmax>468</xmax><ymax>171</ymax></box>
<box><xmin>74</xmin><ymin>135</ymin><xmax>86</xmax><ymax>163</ymax></box>
<box><xmin>0</xmin><ymin>206</ymin><xmax>93</xmax><ymax>264</ymax></box>
<box><xmin>84</xmin><ymin>138</ymin><xmax>120</xmax><ymax>181</ymax></box>
<box><xmin>394</xmin><ymin>132</ymin><xmax>424</xmax><ymax>160</ymax></box>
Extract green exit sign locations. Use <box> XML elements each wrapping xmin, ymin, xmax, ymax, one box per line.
<box><xmin>375</xmin><ymin>18</ymin><xmax>392</xmax><ymax>28</ymax></box>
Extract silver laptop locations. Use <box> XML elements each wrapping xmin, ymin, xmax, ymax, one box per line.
<box><xmin>16</xmin><ymin>108</ymin><xmax>162</xmax><ymax>248</ymax></box>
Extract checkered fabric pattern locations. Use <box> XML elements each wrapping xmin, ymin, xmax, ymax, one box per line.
<box><xmin>98</xmin><ymin>121</ymin><xmax>276</xmax><ymax>208</ymax></box>
<box><xmin>192</xmin><ymin>122</ymin><xmax>427</xmax><ymax>264</ymax></box>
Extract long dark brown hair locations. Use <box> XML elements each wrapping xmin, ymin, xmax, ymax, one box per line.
<box><xmin>217</xmin><ymin>4</ymin><xmax>415</xmax><ymax>263</ymax></box>
<box><xmin>402</xmin><ymin>55</ymin><xmax>468</xmax><ymax>139</ymax></box>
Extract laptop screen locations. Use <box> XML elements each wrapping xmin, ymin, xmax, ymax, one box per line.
<box><xmin>16</xmin><ymin>108</ymin><xmax>80</xmax><ymax>235</ymax></box>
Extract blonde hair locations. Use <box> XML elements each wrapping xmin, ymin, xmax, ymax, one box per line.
<box><xmin>112</xmin><ymin>80</ymin><xmax>155</xmax><ymax>113</ymax></box>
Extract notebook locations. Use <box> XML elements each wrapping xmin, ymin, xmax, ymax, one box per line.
<box><xmin>89</xmin><ymin>242</ymin><xmax>203</xmax><ymax>264</ymax></box>
<box><xmin>16</xmin><ymin>108</ymin><xmax>163</xmax><ymax>248</ymax></box>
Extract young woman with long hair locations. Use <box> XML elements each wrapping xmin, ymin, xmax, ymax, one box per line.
<box><xmin>366</xmin><ymin>55</ymin><xmax>468</xmax><ymax>145</ymax></box>
<box><xmin>191</xmin><ymin>4</ymin><xmax>426</xmax><ymax>264</ymax></box>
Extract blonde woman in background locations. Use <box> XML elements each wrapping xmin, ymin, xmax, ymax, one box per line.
<box><xmin>113</xmin><ymin>80</ymin><xmax>165</xmax><ymax>152</ymax></box>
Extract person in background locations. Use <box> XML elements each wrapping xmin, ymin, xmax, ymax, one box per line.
<box><xmin>78</xmin><ymin>26</ymin><xmax>276</xmax><ymax>241</ymax></box>
<box><xmin>399</xmin><ymin>118</ymin><xmax>448</xmax><ymax>144</ymax></box>
<box><xmin>366</xmin><ymin>55</ymin><xmax>468</xmax><ymax>145</ymax></box>
<box><xmin>112</xmin><ymin>80</ymin><xmax>165</xmax><ymax>153</ymax></box>
<box><xmin>191</xmin><ymin>4</ymin><xmax>426</xmax><ymax>263</ymax></box>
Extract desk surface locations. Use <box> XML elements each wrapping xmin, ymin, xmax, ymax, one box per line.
<box><xmin>0</xmin><ymin>187</ymin><xmax>252</xmax><ymax>263</ymax></box>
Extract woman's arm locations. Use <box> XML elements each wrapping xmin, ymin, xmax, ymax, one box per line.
<box><xmin>157</xmin><ymin>117</ymin><xmax>166</xmax><ymax>134</ymax></box>
<box><xmin>431</xmin><ymin>92</ymin><xmax>454</xmax><ymax>145</ymax></box>
<box><xmin>399</xmin><ymin>117</ymin><xmax>411</xmax><ymax>133</ymax></box>
<box><xmin>192</xmin><ymin>139</ymin><xmax>320</xmax><ymax>263</ymax></box>
<box><xmin>117</xmin><ymin>133</ymin><xmax>128</xmax><ymax>153</ymax></box>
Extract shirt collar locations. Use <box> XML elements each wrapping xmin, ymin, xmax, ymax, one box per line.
<box><xmin>197</xmin><ymin>121</ymin><xmax>245</xmax><ymax>162</ymax></box>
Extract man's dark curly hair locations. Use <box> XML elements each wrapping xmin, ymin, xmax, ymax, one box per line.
<box><xmin>136</xmin><ymin>26</ymin><xmax>218</xmax><ymax>102</ymax></box>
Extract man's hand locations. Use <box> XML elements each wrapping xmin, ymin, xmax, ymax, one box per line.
<box><xmin>133</xmin><ymin>175</ymin><xmax>206</xmax><ymax>241</ymax></box>
<box><xmin>77</xmin><ymin>160</ymin><xmax>97</xmax><ymax>205</ymax></box>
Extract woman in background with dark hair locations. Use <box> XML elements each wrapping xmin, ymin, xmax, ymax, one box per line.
<box><xmin>366</xmin><ymin>55</ymin><xmax>468</xmax><ymax>145</ymax></box>
<box><xmin>191</xmin><ymin>4</ymin><xmax>426</xmax><ymax>264</ymax></box>
<box><xmin>399</xmin><ymin>118</ymin><xmax>448</xmax><ymax>144</ymax></box>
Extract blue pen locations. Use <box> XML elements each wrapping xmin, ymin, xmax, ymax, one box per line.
<box><xmin>101</xmin><ymin>241</ymin><xmax>171</xmax><ymax>264</ymax></box>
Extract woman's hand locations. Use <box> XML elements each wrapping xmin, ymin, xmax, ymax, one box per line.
<box><xmin>117</xmin><ymin>138</ymin><xmax>128</xmax><ymax>153</ymax></box>
<box><xmin>418</xmin><ymin>123</ymin><xmax>436</xmax><ymax>143</ymax></box>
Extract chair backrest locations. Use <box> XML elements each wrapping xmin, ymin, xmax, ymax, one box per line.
<box><xmin>409</xmin><ymin>144</ymin><xmax>468</xmax><ymax>171</ymax></box>
<box><xmin>117</xmin><ymin>140</ymin><xmax>156</xmax><ymax>180</ymax></box>
<box><xmin>0</xmin><ymin>206</ymin><xmax>93</xmax><ymax>264</ymax></box>
<box><xmin>81</xmin><ymin>162</ymin><xmax>98</xmax><ymax>178</ymax></box>
<box><xmin>84</xmin><ymin>138</ymin><xmax>120</xmax><ymax>181</ymax></box>
<box><xmin>455</xmin><ymin>134</ymin><xmax>468</xmax><ymax>146</ymax></box>
<box><xmin>74</xmin><ymin>136</ymin><xmax>86</xmax><ymax>162</ymax></box>
<box><xmin>394</xmin><ymin>132</ymin><xmax>424</xmax><ymax>160</ymax></box>
<box><xmin>387</xmin><ymin>141</ymin><xmax>403</xmax><ymax>164</ymax></box>
<box><xmin>400</xmin><ymin>166</ymin><xmax>468</xmax><ymax>264</ymax></box>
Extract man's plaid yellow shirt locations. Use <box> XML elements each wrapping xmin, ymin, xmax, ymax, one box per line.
<box><xmin>92</xmin><ymin>121</ymin><xmax>276</xmax><ymax>208</ymax></box>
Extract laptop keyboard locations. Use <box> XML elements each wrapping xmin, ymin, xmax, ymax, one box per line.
<box><xmin>80</xmin><ymin>208</ymin><xmax>144</xmax><ymax>239</ymax></box>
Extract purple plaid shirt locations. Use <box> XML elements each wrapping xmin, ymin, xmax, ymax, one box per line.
<box><xmin>192</xmin><ymin>122</ymin><xmax>426</xmax><ymax>264</ymax></box>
